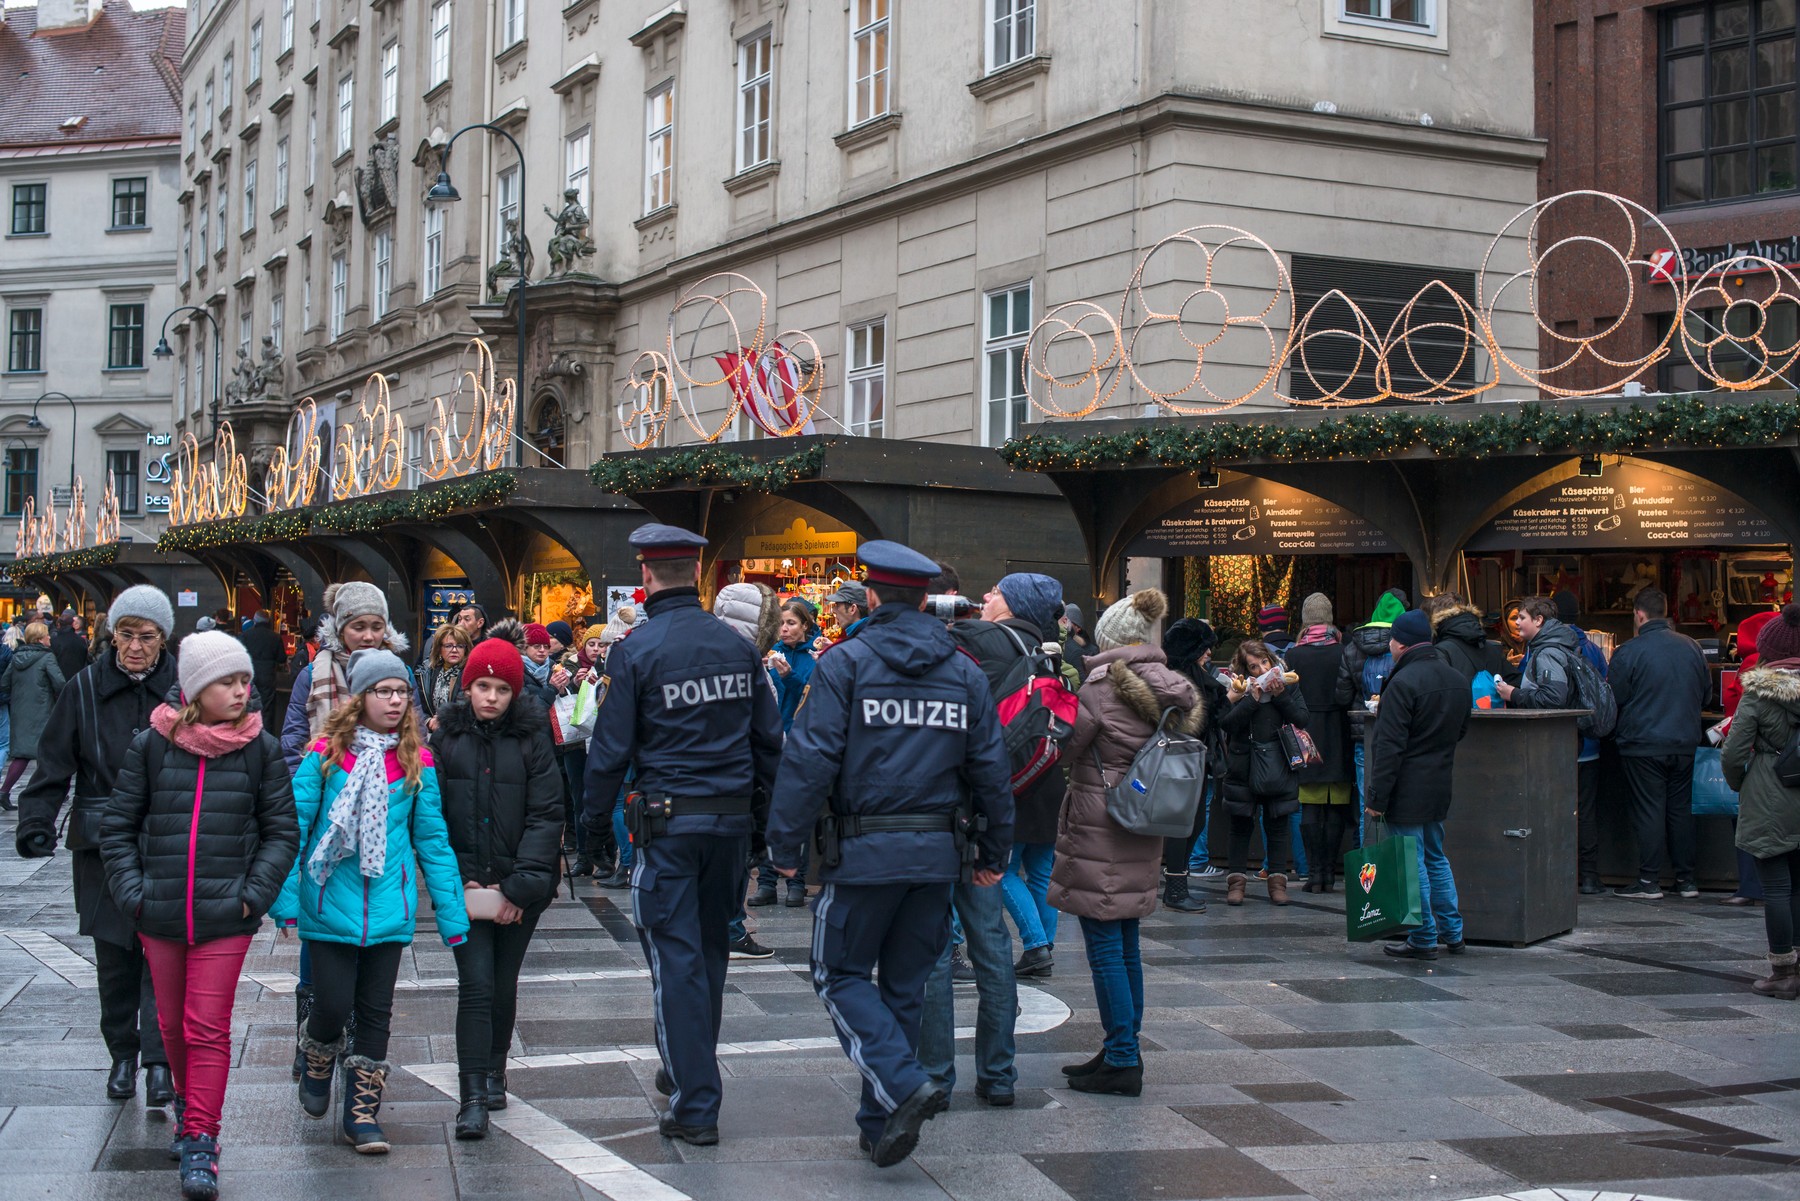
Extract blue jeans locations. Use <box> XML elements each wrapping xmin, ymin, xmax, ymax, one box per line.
<box><xmin>0</xmin><ymin>705</ymin><xmax>12</xmax><ymax>774</ymax></box>
<box><xmin>1186</xmin><ymin>780</ymin><xmax>1214</xmax><ymax>872</ymax></box>
<box><xmin>919</xmin><ymin>879</ymin><xmax>1017</xmax><ymax>1097</ymax></box>
<box><xmin>1078</xmin><ymin>916</ymin><xmax>1143</xmax><ymax>1067</ymax></box>
<box><xmin>1388</xmin><ymin>821</ymin><xmax>1463</xmax><ymax>949</ymax></box>
<box><xmin>1352</xmin><ymin>743</ymin><xmax>1367</xmax><ymax>849</ymax></box>
<box><xmin>999</xmin><ymin>843</ymin><xmax>1057</xmax><ymax>952</ymax></box>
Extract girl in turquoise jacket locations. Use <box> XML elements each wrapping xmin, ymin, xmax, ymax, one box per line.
<box><xmin>272</xmin><ymin>648</ymin><xmax>468</xmax><ymax>1155</ymax></box>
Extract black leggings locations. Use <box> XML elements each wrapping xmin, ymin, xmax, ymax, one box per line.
<box><xmin>1163</xmin><ymin>783</ymin><xmax>1213</xmax><ymax>875</ymax></box>
<box><xmin>1301</xmin><ymin>805</ymin><xmax>1349</xmax><ymax>886</ymax></box>
<box><xmin>1227</xmin><ymin>804</ymin><xmax>1292</xmax><ymax>873</ymax></box>
<box><xmin>453</xmin><ymin>900</ymin><xmax>548</xmax><ymax>1074</ymax></box>
<box><xmin>305</xmin><ymin>940</ymin><xmax>405</xmax><ymax>1061</ymax></box>
<box><xmin>1755</xmin><ymin>847</ymin><xmax>1800</xmax><ymax>955</ymax></box>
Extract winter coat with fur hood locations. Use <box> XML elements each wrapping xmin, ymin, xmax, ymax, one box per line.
<box><xmin>279</xmin><ymin>613</ymin><xmax>413</xmax><ymax>772</ymax></box>
<box><xmin>1049</xmin><ymin>645</ymin><xmax>1201</xmax><ymax>922</ymax></box>
<box><xmin>1431</xmin><ymin>603</ymin><xmax>1507</xmax><ymax>684</ymax></box>
<box><xmin>1723</xmin><ymin>661</ymin><xmax>1800</xmax><ymax>861</ymax></box>
<box><xmin>429</xmin><ymin>694</ymin><xmax>565</xmax><ymax>908</ymax></box>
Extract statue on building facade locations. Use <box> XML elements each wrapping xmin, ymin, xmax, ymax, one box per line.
<box><xmin>253</xmin><ymin>334</ymin><xmax>285</xmax><ymax>401</ymax></box>
<box><xmin>225</xmin><ymin>346</ymin><xmax>258</xmax><ymax>405</ymax></box>
<box><xmin>487</xmin><ymin>216</ymin><xmax>535</xmax><ymax>296</ymax></box>
<box><xmin>544</xmin><ymin>188</ymin><xmax>596</xmax><ymax>277</ymax></box>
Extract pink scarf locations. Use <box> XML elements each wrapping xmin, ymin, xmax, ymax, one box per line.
<box><xmin>1296</xmin><ymin>624</ymin><xmax>1340</xmax><ymax>647</ymax></box>
<box><xmin>150</xmin><ymin>703</ymin><xmax>265</xmax><ymax>758</ymax></box>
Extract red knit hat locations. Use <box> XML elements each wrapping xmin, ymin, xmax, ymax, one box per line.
<box><xmin>462</xmin><ymin>637</ymin><xmax>525</xmax><ymax>693</ymax></box>
<box><xmin>524</xmin><ymin>622</ymin><xmax>552</xmax><ymax>646</ymax></box>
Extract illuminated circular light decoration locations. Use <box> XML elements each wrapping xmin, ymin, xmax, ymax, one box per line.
<box><xmin>94</xmin><ymin>473</ymin><xmax>120</xmax><ymax>546</ymax></box>
<box><xmin>1372</xmin><ymin>280</ymin><xmax>1494</xmax><ymax>405</ymax></box>
<box><xmin>423</xmin><ymin>338</ymin><xmax>517</xmax><ymax>480</ymax></box>
<box><xmin>266</xmin><ymin>399</ymin><xmax>324</xmax><ymax>512</ymax></box>
<box><xmin>1023</xmin><ymin>300</ymin><xmax>1125</xmax><ymax>419</ymax></box>
<box><xmin>329</xmin><ymin>374</ymin><xmax>406</xmax><ymax>501</ymax></box>
<box><xmin>170</xmin><ymin>423</ymin><xmax>249</xmax><ymax>526</ymax></box>
<box><xmin>1681</xmin><ymin>255</ymin><xmax>1800</xmax><ymax>391</ymax></box>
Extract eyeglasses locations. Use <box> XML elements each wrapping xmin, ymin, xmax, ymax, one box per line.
<box><xmin>114</xmin><ymin>631</ymin><xmax>163</xmax><ymax>648</ymax></box>
<box><xmin>366</xmin><ymin>686</ymin><xmax>410</xmax><ymax>701</ymax></box>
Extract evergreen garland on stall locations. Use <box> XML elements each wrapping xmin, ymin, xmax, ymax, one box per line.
<box><xmin>8</xmin><ymin>541</ymin><xmax>121</xmax><ymax>578</ymax></box>
<box><xmin>1001</xmin><ymin>395</ymin><xmax>1800</xmax><ymax>472</ymax></box>
<box><xmin>154</xmin><ymin>474</ymin><xmax>518</xmax><ymax>552</ymax></box>
<box><xmin>588</xmin><ymin>445</ymin><xmax>828</xmax><ymax>494</ymax></box>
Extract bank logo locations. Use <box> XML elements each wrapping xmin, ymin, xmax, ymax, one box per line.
<box><xmin>1359</xmin><ymin>862</ymin><xmax>1377</xmax><ymax>893</ymax></box>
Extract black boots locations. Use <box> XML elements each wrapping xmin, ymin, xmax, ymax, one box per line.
<box><xmin>179</xmin><ymin>1134</ymin><xmax>220</xmax><ymax>1200</ymax></box>
<box><xmin>485</xmin><ymin>1064</ymin><xmax>509</xmax><ymax>1110</ymax></box>
<box><xmin>870</xmin><ymin>1081</ymin><xmax>947</xmax><ymax>1168</ymax></box>
<box><xmin>297</xmin><ymin>1033</ymin><xmax>344</xmax><ymax>1119</ymax></box>
<box><xmin>1014</xmin><ymin>945</ymin><xmax>1054</xmax><ymax>978</ymax></box>
<box><xmin>340</xmin><ymin>1055</ymin><xmax>391</xmax><ymax>1153</ymax></box>
<box><xmin>291</xmin><ymin>985</ymin><xmax>314</xmax><ymax>1081</ymax></box>
<box><xmin>747</xmin><ymin>882</ymin><xmax>778</xmax><ymax>907</ymax></box>
<box><xmin>1068</xmin><ymin>1059</ymin><xmax>1143</xmax><ymax>1097</ymax></box>
<box><xmin>106</xmin><ymin>1056</ymin><xmax>137</xmax><ymax>1100</ymax></box>
<box><xmin>455</xmin><ymin>1071</ymin><xmax>490</xmax><ymax>1140</ymax></box>
<box><xmin>1301</xmin><ymin>819</ymin><xmax>1325</xmax><ymax>893</ymax></box>
<box><xmin>1060</xmin><ymin>1050</ymin><xmax>1105</xmax><ymax>1078</ymax></box>
<box><xmin>1162</xmin><ymin>872</ymin><xmax>1207</xmax><ymax>913</ymax></box>
<box><xmin>145</xmin><ymin>1063</ymin><xmax>176</xmax><ymax>1107</ymax></box>
<box><xmin>784</xmin><ymin>881</ymin><xmax>807</xmax><ymax>907</ymax></box>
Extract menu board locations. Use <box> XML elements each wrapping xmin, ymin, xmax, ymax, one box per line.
<box><xmin>1464</xmin><ymin>463</ymin><xmax>1778</xmax><ymax>551</ymax></box>
<box><xmin>1127</xmin><ymin>476</ymin><xmax>1398</xmax><ymax>557</ymax></box>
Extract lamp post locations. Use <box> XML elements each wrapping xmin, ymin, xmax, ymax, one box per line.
<box><xmin>426</xmin><ymin>123</ymin><xmax>529</xmax><ymax>467</ymax></box>
<box><xmin>151</xmin><ymin>304</ymin><xmax>224</xmax><ymax>437</ymax></box>
<box><xmin>26</xmin><ymin>391</ymin><xmax>78</xmax><ymax>495</ymax></box>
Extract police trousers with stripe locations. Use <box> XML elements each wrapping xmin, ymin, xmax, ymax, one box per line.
<box><xmin>810</xmin><ymin>881</ymin><xmax>954</xmax><ymax>1139</ymax></box>
<box><xmin>631</xmin><ymin>832</ymin><xmax>748</xmax><ymax>1128</ymax></box>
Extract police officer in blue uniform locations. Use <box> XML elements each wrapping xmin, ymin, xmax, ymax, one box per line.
<box><xmin>766</xmin><ymin>540</ymin><xmax>1013</xmax><ymax>1168</ymax></box>
<box><xmin>584</xmin><ymin>523</ymin><xmax>784</xmax><ymax>1146</ymax></box>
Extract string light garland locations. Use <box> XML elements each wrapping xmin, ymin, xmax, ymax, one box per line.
<box><xmin>156</xmin><ymin>510</ymin><xmax>314</xmax><ymax>553</ymax></box>
<box><xmin>1000</xmin><ymin>395</ymin><xmax>1800</xmax><ymax>473</ymax></box>
<box><xmin>154</xmin><ymin>474</ymin><xmax>517</xmax><ymax>552</ymax></box>
<box><xmin>9</xmin><ymin>541</ymin><xmax>120</xmax><ymax>578</ymax></box>
<box><xmin>588</xmin><ymin>445</ymin><xmax>827</xmax><ymax>494</ymax></box>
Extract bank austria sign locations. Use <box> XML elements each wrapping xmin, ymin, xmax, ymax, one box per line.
<box><xmin>1647</xmin><ymin>234</ymin><xmax>1800</xmax><ymax>284</ymax></box>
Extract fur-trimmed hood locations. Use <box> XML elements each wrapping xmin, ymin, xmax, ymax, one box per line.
<box><xmin>1093</xmin><ymin>650</ymin><xmax>1204</xmax><ymax>736</ymax></box>
<box><xmin>1428</xmin><ymin>601</ymin><xmax>1482</xmax><ymax>630</ymax></box>
<box><xmin>1743</xmin><ymin>664</ymin><xmax>1800</xmax><ymax>708</ymax></box>
<box><xmin>433</xmin><ymin>691</ymin><xmax>549</xmax><ymax>739</ymax></box>
<box><xmin>315</xmin><ymin>612</ymin><xmax>409</xmax><ymax>657</ymax></box>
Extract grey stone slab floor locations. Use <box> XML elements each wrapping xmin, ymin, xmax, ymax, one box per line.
<box><xmin>0</xmin><ymin>832</ymin><xmax>1799</xmax><ymax>1201</ymax></box>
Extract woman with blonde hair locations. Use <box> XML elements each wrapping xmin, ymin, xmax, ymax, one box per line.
<box><xmin>421</xmin><ymin>622</ymin><xmax>473</xmax><ymax>729</ymax></box>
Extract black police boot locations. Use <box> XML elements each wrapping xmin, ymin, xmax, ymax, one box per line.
<box><xmin>654</xmin><ymin>1065</ymin><xmax>674</xmax><ymax>1096</ymax></box>
<box><xmin>598</xmin><ymin>865</ymin><xmax>632</xmax><ymax>889</ymax></box>
<box><xmin>658</xmin><ymin>1112</ymin><xmax>719</xmax><ymax>1146</ymax></box>
<box><xmin>106</xmin><ymin>1056</ymin><xmax>137</xmax><ymax>1100</ymax></box>
<box><xmin>747</xmin><ymin>882</ymin><xmax>778</xmax><ymax>907</ymax></box>
<box><xmin>784</xmin><ymin>881</ymin><xmax>807</xmax><ymax>908</ymax></box>
<box><xmin>291</xmin><ymin>985</ymin><xmax>314</xmax><ymax>1081</ymax></box>
<box><xmin>871</xmin><ymin>1081</ymin><xmax>947</xmax><ymax>1168</ymax></box>
<box><xmin>454</xmin><ymin>1072</ymin><xmax>489</xmax><ymax>1140</ymax></box>
<box><xmin>571</xmin><ymin>852</ymin><xmax>596</xmax><ymax>877</ymax></box>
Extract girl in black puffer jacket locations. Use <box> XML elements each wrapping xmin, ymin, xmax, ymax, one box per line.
<box><xmin>101</xmin><ymin>631</ymin><xmax>298</xmax><ymax>1201</ymax></box>
<box><xmin>427</xmin><ymin>637</ymin><xmax>563</xmax><ymax>1141</ymax></box>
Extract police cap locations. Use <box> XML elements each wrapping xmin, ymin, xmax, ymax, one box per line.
<box><xmin>856</xmin><ymin>540</ymin><xmax>939</xmax><ymax>589</ymax></box>
<box><xmin>630</xmin><ymin>522</ymin><xmax>708</xmax><ymax>562</ymax></box>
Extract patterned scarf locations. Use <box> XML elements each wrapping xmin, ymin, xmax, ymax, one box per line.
<box><xmin>1296</xmin><ymin>624</ymin><xmax>1341</xmax><ymax>647</ymax></box>
<box><xmin>308</xmin><ymin>726</ymin><xmax>398</xmax><ymax>886</ymax></box>
<box><xmin>306</xmin><ymin>647</ymin><xmax>346</xmax><ymax>737</ymax></box>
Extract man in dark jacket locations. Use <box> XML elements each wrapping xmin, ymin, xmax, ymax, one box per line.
<box><xmin>1363</xmin><ymin>609</ymin><xmax>1471</xmax><ymax>961</ymax></box>
<box><xmin>1427</xmin><ymin>595</ymin><xmax>1506</xmax><ymax>684</ymax></box>
<box><xmin>1606</xmin><ymin>587</ymin><xmax>1710</xmax><ymax>899</ymax></box>
<box><xmin>16</xmin><ymin>585</ymin><xmax>177</xmax><ymax>1105</ymax></box>
<box><xmin>50</xmin><ymin>613</ymin><xmax>89</xmax><ymax>681</ymax></box>
<box><xmin>766</xmin><ymin>541</ymin><xmax>1013</xmax><ymax>1166</ymax></box>
<box><xmin>238</xmin><ymin>609</ymin><xmax>285</xmax><ymax>714</ymax></box>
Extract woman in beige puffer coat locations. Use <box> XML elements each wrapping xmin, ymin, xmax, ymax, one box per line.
<box><xmin>1048</xmin><ymin>588</ymin><xmax>1201</xmax><ymax>1098</ymax></box>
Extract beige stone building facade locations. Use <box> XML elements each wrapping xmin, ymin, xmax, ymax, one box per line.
<box><xmin>171</xmin><ymin>0</ymin><xmax>1542</xmax><ymax>477</ymax></box>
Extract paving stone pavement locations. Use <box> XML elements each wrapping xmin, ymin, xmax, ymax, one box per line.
<box><xmin>3</xmin><ymin>833</ymin><xmax>1800</xmax><ymax>1201</ymax></box>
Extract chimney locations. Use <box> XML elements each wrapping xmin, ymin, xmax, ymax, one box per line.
<box><xmin>34</xmin><ymin>0</ymin><xmax>98</xmax><ymax>33</ymax></box>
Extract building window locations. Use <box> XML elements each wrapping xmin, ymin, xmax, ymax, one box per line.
<box><xmin>248</xmin><ymin>19</ymin><xmax>263</xmax><ymax>83</ymax></box>
<box><xmin>430</xmin><ymin>0</ymin><xmax>452</xmax><ymax>87</ymax></box>
<box><xmin>182</xmin><ymin>220</ymin><xmax>192</xmax><ymax>275</ymax></box>
<box><xmin>564</xmin><ymin>128</ymin><xmax>592</xmax><ymax>211</ymax></box>
<box><xmin>106</xmin><ymin>450</ymin><xmax>140</xmax><ymax>516</ymax></box>
<box><xmin>983</xmin><ymin>283</ymin><xmax>1031</xmax><ymax>446</ymax></box>
<box><xmin>329</xmin><ymin>251</ymin><xmax>347</xmax><ymax>338</ymax></box>
<box><xmin>1342</xmin><ymin>0</ymin><xmax>1433</xmax><ymax>27</ymax></box>
<box><xmin>111</xmin><ymin>177</ymin><xmax>148</xmax><ymax>228</ymax></box>
<box><xmin>194</xmin><ymin>351</ymin><xmax>205</xmax><ymax>413</ymax></box>
<box><xmin>1286</xmin><ymin>254</ymin><xmax>1479</xmax><ymax>402</ymax></box>
<box><xmin>307</xmin><ymin>106</ymin><xmax>317</xmax><ymax>185</ymax></box>
<box><xmin>423</xmin><ymin>205</ymin><xmax>444</xmax><ymax>296</ymax></box>
<box><xmin>274</xmin><ymin>136</ymin><xmax>290</xmax><ymax>209</ymax></box>
<box><xmin>108</xmin><ymin>304</ymin><xmax>145</xmax><ymax>369</ymax></box>
<box><xmin>846</xmin><ymin>319</ymin><xmax>886</xmax><ymax>437</ymax></box>
<box><xmin>380</xmin><ymin>42</ymin><xmax>399</xmax><ymax>125</ymax></box>
<box><xmin>216</xmin><ymin>176</ymin><xmax>229</xmax><ymax>243</ymax></box>
<box><xmin>203</xmin><ymin>76</ymin><xmax>214</xmax><ymax>130</ymax></box>
<box><xmin>302</xmin><ymin>256</ymin><xmax>313</xmax><ymax>328</ymax></box>
<box><xmin>336</xmin><ymin>75</ymin><xmax>354</xmax><ymax>157</ymax></box>
<box><xmin>1659</xmin><ymin>300</ymin><xmax>1800</xmax><ymax>389</ymax></box>
<box><xmin>197</xmin><ymin>187</ymin><xmax>210</xmax><ymax>257</ymax></box>
<box><xmin>187</xmin><ymin>101</ymin><xmax>196</xmax><ymax>148</ymax></box>
<box><xmin>11</xmin><ymin>184</ymin><xmax>46</xmax><ymax>235</ymax></box>
<box><xmin>6</xmin><ymin>309</ymin><xmax>43</xmax><ymax>373</ymax></box>
<box><xmin>280</xmin><ymin>0</ymin><xmax>294</xmax><ymax>53</ymax></box>
<box><xmin>500</xmin><ymin>0</ymin><xmax>524</xmax><ymax>48</ymax></box>
<box><xmin>269</xmin><ymin>291</ymin><xmax>284</xmax><ymax>353</ymax></box>
<box><xmin>222</xmin><ymin>50</ymin><xmax>234</xmax><ymax>100</ymax></box>
<box><xmin>987</xmin><ymin>0</ymin><xmax>1034</xmax><ymax>72</ymax></box>
<box><xmin>738</xmin><ymin>31</ymin><xmax>773</xmax><ymax>171</ymax></box>
<box><xmin>4</xmin><ymin>449</ymin><xmax>38</xmax><ymax>517</ymax></box>
<box><xmin>238</xmin><ymin>309</ymin><xmax>253</xmax><ymax>359</ymax></box>
<box><xmin>644</xmin><ymin>84</ymin><xmax>675</xmax><ymax>214</ymax></box>
<box><xmin>1662</xmin><ymin>0</ymin><xmax>1798</xmax><ymax>206</ymax></box>
<box><xmin>496</xmin><ymin>164</ymin><xmax>521</xmax><ymax>250</ymax></box>
<box><xmin>372</xmin><ymin>228</ymin><xmax>393</xmax><ymax>320</ymax></box>
<box><xmin>177</xmin><ymin>352</ymin><xmax>188</xmax><ymax>411</ymax></box>
<box><xmin>243</xmin><ymin>159</ymin><xmax>257</xmax><ymax>229</ymax></box>
<box><xmin>850</xmin><ymin>0</ymin><xmax>891</xmax><ymax>127</ymax></box>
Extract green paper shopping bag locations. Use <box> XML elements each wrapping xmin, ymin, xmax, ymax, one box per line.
<box><xmin>1344</xmin><ymin>821</ymin><xmax>1424</xmax><ymax>942</ymax></box>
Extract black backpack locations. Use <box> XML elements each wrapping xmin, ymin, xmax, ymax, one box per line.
<box><xmin>1566</xmin><ymin>650</ymin><xmax>1617</xmax><ymax>739</ymax></box>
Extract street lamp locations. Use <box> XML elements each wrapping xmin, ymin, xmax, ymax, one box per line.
<box><xmin>426</xmin><ymin>122</ymin><xmax>529</xmax><ymax>467</ymax></box>
<box><xmin>151</xmin><ymin>304</ymin><xmax>224</xmax><ymax>437</ymax></box>
<box><xmin>26</xmin><ymin>391</ymin><xmax>77</xmax><ymax>494</ymax></box>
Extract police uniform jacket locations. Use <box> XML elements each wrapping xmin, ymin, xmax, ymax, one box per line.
<box><xmin>583</xmin><ymin>587</ymin><xmax>784</xmax><ymax>840</ymax></box>
<box><xmin>766</xmin><ymin>603</ymin><xmax>1014</xmax><ymax>884</ymax></box>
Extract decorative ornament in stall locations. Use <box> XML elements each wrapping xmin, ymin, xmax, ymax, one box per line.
<box><xmin>266</xmin><ymin>399</ymin><xmax>324</xmax><ymax>512</ymax></box>
<box><xmin>329</xmin><ymin>373</ymin><xmax>406</xmax><ymax>501</ymax></box>
<box><xmin>423</xmin><ymin>338</ymin><xmax>516</xmax><ymax>480</ymax></box>
<box><xmin>58</xmin><ymin>477</ymin><xmax>84</xmax><ymax>552</ymax></box>
<box><xmin>170</xmin><ymin>423</ymin><xmax>249</xmax><ymax>526</ymax></box>
<box><xmin>93</xmin><ymin>473</ymin><xmax>120</xmax><ymax>547</ymax></box>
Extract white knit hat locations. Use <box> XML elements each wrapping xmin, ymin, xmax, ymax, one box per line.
<box><xmin>326</xmin><ymin>580</ymin><xmax>388</xmax><ymax>625</ymax></box>
<box><xmin>178</xmin><ymin>631</ymin><xmax>253</xmax><ymax>700</ymax></box>
<box><xmin>1093</xmin><ymin>588</ymin><xmax>1170</xmax><ymax>651</ymax></box>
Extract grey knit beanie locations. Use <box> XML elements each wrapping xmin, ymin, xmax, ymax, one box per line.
<box><xmin>328</xmin><ymin>580</ymin><xmax>388</xmax><ymax>626</ymax></box>
<box><xmin>1094</xmin><ymin>588</ymin><xmax>1169</xmax><ymax>651</ymax></box>
<box><xmin>178</xmin><ymin>630</ymin><xmax>253</xmax><ymax>700</ymax></box>
<box><xmin>108</xmin><ymin>585</ymin><xmax>175</xmax><ymax>637</ymax></box>
<box><xmin>347</xmin><ymin>647</ymin><xmax>411</xmax><ymax>695</ymax></box>
<box><xmin>1300</xmin><ymin>592</ymin><xmax>1335</xmax><ymax>628</ymax></box>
